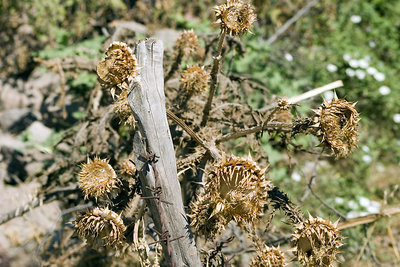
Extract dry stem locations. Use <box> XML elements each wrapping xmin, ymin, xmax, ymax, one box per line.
<box><xmin>201</xmin><ymin>28</ymin><xmax>227</xmax><ymax>126</ymax></box>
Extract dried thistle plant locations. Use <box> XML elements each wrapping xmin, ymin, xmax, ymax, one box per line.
<box><xmin>291</xmin><ymin>215</ymin><xmax>342</xmax><ymax>267</ymax></box>
<box><xmin>201</xmin><ymin>0</ymin><xmax>256</xmax><ymax>125</ymax></box>
<box><xmin>165</xmin><ymin>30</ymin><xmax>200</xmax><ymax>83</ymax></box>
<box><xmin>119</xmin><ymin>158</ymin><xmax>137</xmax><ymax>179</ymax></box>
<box><xmin>113</xmin><ymin>90</ymin><xmax>136</xmax><ymax>126</ymax></box>
<box><xmin>189</xmin><ymin>193</ymin><xmax>229</xmax><ymax>238</ymax></box>
<box><xmin>176</xmin><ymin>29</ymin><xmax>199</xmax><ymax>57</ymax></box>
<box><xmin>97</xmin><ymin>41</ymin><xmax>137</xmax><ymax>97</ymax></box>
<box><xmin>190</xmin><ymin>155</ymin><xmax>271</xmax><ymax>237</ymax></box>
<box><xmin>78</xmin><ymin>157</ymin><xmax>120</xmax><ymax>200</ymax></box>
<box><xmin>313</xmin><ymin>98</ymin><xmax>360</xmax><ymax>158</ymax></box>
<box><xmin>215</xmin><ymin>0</ymin><xmax>256</xmax><ymax>36</ymax></box>
<box><xmin>180</xmin><ymin>65</ymin><xmax>210</xmax><ymax>96</ymax></box>
<box><xmin>74</xmin><ymin>207</ymin><xmax>126</xmax><ymax>249</ymax></box>
<box><xmin>250</xmin><ymin>245</ymin><xmax>286</xmax><ymax>267</ymax></box>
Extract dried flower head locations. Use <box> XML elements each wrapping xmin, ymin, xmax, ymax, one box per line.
<box><xmin>207</xmin><ymin>155</ymin><xmax>270</xmax><ymax>225</ymax></box>
<box><xmin>188</xmin><ymin>193</ymin><xmax>229</xmax><ymax>238</ymax></box>
<box><xmin>292</xmin><ymin>215</ymin><xmax>342</xmax><ymax>267</ymax></box>
<box><xmin>176</xmin><ymin>29</ymin><xmax>199</xmax><ymax>57</ymax></box>
<box><xmin>113</xmin><ymin>90</ymin><xmax>136</xmax><ymax>126</ymax></box>
<box><xmin>74</xmin><ymin>207</ymin><xmax>126</xmax><ymax>248</ymax></box>
<box><xmin>97</xmin><ymin>41</ymin><xmax>137</xmax><ymax>88</ymax></box>
<box><xmin>180</xmin><ymin>65</ymin><xmax>210</xmax><ymax>95</ymax></box>
<box><xmin>313</xmin><ymin>99</ymin><xmax>360</xmax><ymax>157</ymax></box>
<box><xmin>79</xmin><ymin>157</ymin><xmax>119</xmax><ymax>200</ymax></box>
<box><xmin>215</xmin><ymin>0</ymin><xmax>256</xmax><ymax>36</ymax></box>
<box><xmin>119</xmin><ymin>158</ymin><xmax>137</xmax><ymax>178</ymax></box>
<box><xmin>250</xmin><ymin>245</ymin><xmax>286</xmax><ymax>267</ymax></box>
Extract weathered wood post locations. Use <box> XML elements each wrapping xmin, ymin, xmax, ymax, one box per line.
<box><xmin>128</xmin><ymin>39</ymin><xmax>201</xmax><ymax>267</ymax></box>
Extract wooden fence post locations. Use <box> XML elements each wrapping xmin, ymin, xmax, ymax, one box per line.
<box><xmin>128</xmin><ymin>39</ymin><xmax>201</xmax><ymax>267</ymax></box>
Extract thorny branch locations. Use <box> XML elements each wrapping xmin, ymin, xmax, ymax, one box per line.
<box><xmin>201</xmin><ymin>28</ymin><xmax>227</xmax><ymax>126</ymax></box>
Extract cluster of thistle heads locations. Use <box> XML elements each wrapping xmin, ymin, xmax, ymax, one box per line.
<box><xmin>74</xmin><ymin>157</ymin><xmax>136</xmax><ymax>250</ymax></box>
<box><xmin>73</xmin><ymin>0</ymin><xmax>361</xmax><ymax>266</ymax></box>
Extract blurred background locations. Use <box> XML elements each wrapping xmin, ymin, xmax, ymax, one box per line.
<box><xmin>0</xmin><ymin>0</ymin><xmax>399</xmax><ymax>266</ymax></box>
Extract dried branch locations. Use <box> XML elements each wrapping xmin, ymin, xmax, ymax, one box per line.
<box><xmin>258</xmin><ymin>80</ymin><xmax>344</xmax><ymax>113</ymax></box>
<box><xmin>201</xmin><ymin>28</ymin><xmax>227</xmax><ymax>126</ymax></box>
<box><xmin>265</xmin><ymin>0</ymin><xmax>320</xmax><ymax>45</ymax></box>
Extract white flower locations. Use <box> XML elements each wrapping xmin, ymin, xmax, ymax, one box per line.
<box><xmin>356</xmin><ymin>69</ymin><xmax>366</xmax><ymax>79</ymax></box>
<box><xmin>374</xmin><ymin>72</ymin><xmax>385</xmax><ymax>81</ymax></box>
<box><xmin>362</xmin><ymin>155</ymin><xmax>372</xmax><ymax>163</ymax></box>
<box><xmin>324</xmin><ymin>91</ymin><xmax>334</xmax><ymax>101</ymax></box>
<box><xmin>327</xmin><ymin>64</ymin><xmax>338</xmax><ymax>72</ymax></box>
<box><xmin>343</xmin><ymin>54</ymin><xmax>352</xmax><ymax>61</ymax></box>
<box><xmin>346</xmin><ymin>68</ymin><xmax>355</xmax><ymax>77</ymax></box>
<box><xmin>367</xmin><ymin>201</ymin><xmax>381</xmax><ymax>214</ymax></box>
<box><xmin>358</xmin><ymin>59</ymin><xmax>369</xmax><ymax>68</ymax></box>
<box><xmin>361</xmin><ymin>145</ymin><xmax>370</xmax><ymax>153</ymax></box>
<box><xmin>347</xmin><ymin>211</ymin><xmax>361</xmax><ymax>219</ymax></box>
<box><xmin>393</xmin><ymin>114</ymin><xmax>400</xmax><ymax>123</ymax></box>
<box><xmin>367</xmin><ymin>66</ymin><xmax>378</xmax><ymax>75</ymax></box>
<box><xmin>348</xmin><ymin>200</ymin><xmax>358</xmax><ymax>210</ymax></box>
<box><xmin>349</xmin><ymin>59</ymin><xmax>359</xmax><ymax>68</ymax></box>
<box><xmin>351</xmin><ymin>15</ymin><xmax>362</xmax><ymax>23</ymax></box>
<box><xmin>335</xmin><ymin>197</ymin><xmax>344</xmax><ymax>204</ymax></box>
<box><xmin>369</xmin><ymin>41</ymin><xmax>376</xmax><ymax>48</ymax></box>
<box><xmin>379</xmin><ymin>86</ymin><xmax>391</xmax><ymax>95</ymax></box>
<box><xmin>285</xmin><ymin>53</ymin><xmax>293</xmax><ymax>62</ymax></box>
<box><xmin>291</xmin><ymin>172</ymin><xmax>301</xmax><ymax>182</ymax></box>
<box><xmin>358</xmin><ymin>196</ymin><xmax>370</xmax><ymax>208</ymax></box>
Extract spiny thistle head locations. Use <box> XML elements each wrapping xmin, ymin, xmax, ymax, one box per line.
<box><xmin>291</xmin><ymin>215</ymin><xmax>342</xmax><ymax>267</ymax></box>
<box><xmin>208</xmin><ymin>155</ymin><xmax>271</xmax><ymax>225</ymax></box>
<box><xmin>119</xmin><ymin>158</ymin><xmax>136</xmax><ymax>178</ymax></box>
<box><xmin>79</xmin><ymin>157</ymin><xmax>119</xmax><ymax>200</ymax></box>
<box><xmin>273</xmin><ymin>98</ymin><xmax>293</xmax><ymax>123</ymax></box>
<box><xmin>176</xmin><ymin>29</ymin><xmax>199</xmax><ymax>57</ymax></box>
<box><xmin>250</xmin><ymin>245</ymin><xmax>286</xmax><ymax>267</ymax></box>
<box><xmin>188</xmin><ymin>193</ymin><xmax>229</xmax><ymax>239</ymax></box>
<box><xmin>215</xmin><ymin>0</ymin><xmax>256</xmax><ymax>36</ymax></box>
<box><xmin>313</xmin><ymin>98</ymin><xmax>360</xmax><ymax>158</ymax></box>
<box><xmin>97</xmin><ymin>41</ymin><xmax>137</xmax><ymax>88</ymax></box>
<box><xmin>113</xmin><ymin>90</ymin><xmax>136</xmax><ymax>126</ymax></box>
<box><xmin>74</xmin><ymin>207</ymin><xmax>126</xmax><ymax>249</ymax></box>
<box><xmin>180</xmin><ymin>65</ymin><xmax>210</xmax><ymax>95</ymax></box>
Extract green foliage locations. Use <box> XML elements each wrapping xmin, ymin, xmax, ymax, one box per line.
<box><xmin>36</xmin><ymin>36</ymin><xmax>106</xmax><ymax>59</ymax></box>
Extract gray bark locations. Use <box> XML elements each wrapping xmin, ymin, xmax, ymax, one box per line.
<box><xmin>128</xmin><ymin>39</ymin><xmax>201</xmax><ymax>267</ymax></box>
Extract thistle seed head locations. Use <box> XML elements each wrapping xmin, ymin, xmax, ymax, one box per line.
<box><xmin>215</xmin><ymin>0</ymin><xmax>256</xmax><ymax>36</ymax></box>
<box><xmin>180</xmin><ymin>65</ymin><xmax>210</xmax><ymax>96</ymax></box>
<box><xmin>97</xmin><ymin>41</ymin><xmax>137</xmax><ymax>87</ymax></box>
<box><xmin>188</xmin><ymin>193</ymin><xmax>229</xmax><ymax>239</ymax></box>
<box><xmin>313</xmin><ymin>99</ymin><xmax>360</xmax><ymax>158</ymax></box>
<box><xmin>113</xmin><ymin>90</ymin><xmax>136</xmax><ymax>126</ymax></box>
<box><xmin>176</xmin><ymin>29</ymin><xmax>199</xmax><ymax>57</ymax></box>
<box><xmin>207</xmin><ymin>155</ymin><xmax>271</xmax><ymax>225</ymax></box>
<box><xmin>119</xmin><ymin>158</ymin><xmax>136</xmax><ymax>178</ymax></box>
<box><xmin>250</xmin><ymin>245</ymin><xmax>286</xmax><ymax>267</ymax></box>
<box><xmin>74</xmin><ymin>207</ymin><xmax>126</xmax><ymax>249</ymax></box>
<box><xmin>78</xmin><ymin>157</ymin><xmax>119</xmax><ymax>200</ymax></box>
<box><xmin>291</xmin><ymin>215</ymin><xmax>342</xmax><ymax>267</ymax></box>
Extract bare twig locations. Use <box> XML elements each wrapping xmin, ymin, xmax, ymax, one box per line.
<box><xmin>308</xmin><ymin>178</ymin><xmax>347</xmax><ymax>220</ymax></box>
<box><xmin>216</xmin><ymin>122</ymin><xmax>293</xmax><ymax>143</ymax></box>
<box><xmin>355</xmin><ymin>222</ymin><xmax>377</xmax><ymax>264</ymax></box>
<box><xmin>166</xmin><ymin>110</ymin><xmax>222</xmax><ymax>160</ymax></box>
<box><xmin>258</xmin><ymin>80</ymin><xmax>344</xmax><ymax>113</ymax></box>
<box><xmin>265</xmin><ymin>0</ymin><xmax>320</xmax><ymax>45</ymax></box>
<box><xmin>201</xmin><ymin>28</ymin><xmax>227</xmax><ymax>126</ymax></box>
<box><xmin>338</xmin><ymin>207</ymin><xmax>400</xmax><ymax>230</ymax></box>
